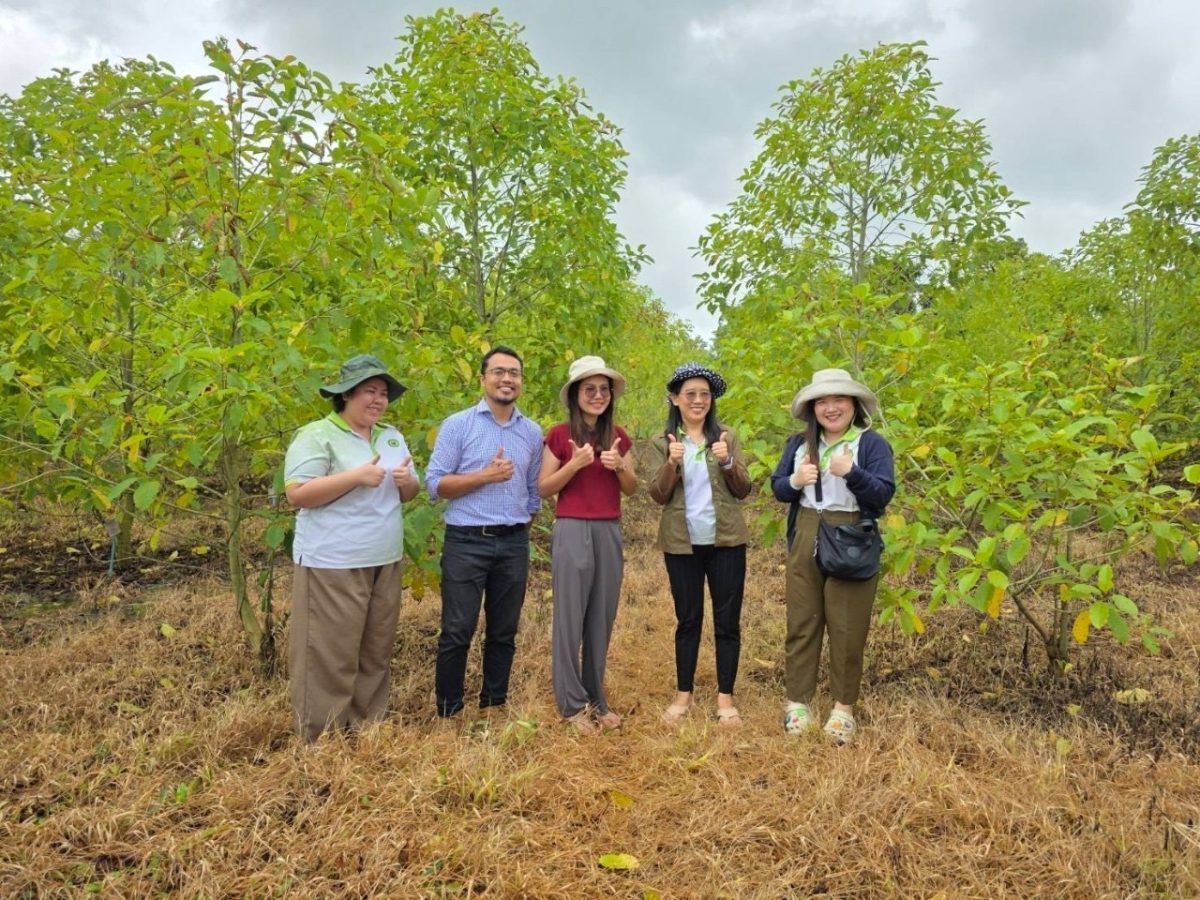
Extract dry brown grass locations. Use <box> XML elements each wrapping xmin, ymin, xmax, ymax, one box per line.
<box><xmin>2</xmin><ymin>496</ymin><xmax>1199</xmax><ymax>898</ymax></box>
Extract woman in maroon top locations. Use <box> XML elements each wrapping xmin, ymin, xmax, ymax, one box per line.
<box><xmin>539</xmin><ymin>356</ymin><xmax>637</xmax><ymax>733</ymax></box>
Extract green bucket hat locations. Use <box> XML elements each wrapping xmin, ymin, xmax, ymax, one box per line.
<box><xmin>319</xmin><ymin>354</ymin><xmax>406</xmax><ymax>402</ymax></box>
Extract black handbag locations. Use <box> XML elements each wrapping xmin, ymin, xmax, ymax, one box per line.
<box><xmin>808</xmin><ymin>458</ymin><xmax>883</xmax><ymax>580</ymax></box>
<box><xmin>815</xmin><ymin>516</ymin><xmax>882</xmax><ymax>580</ymax></box>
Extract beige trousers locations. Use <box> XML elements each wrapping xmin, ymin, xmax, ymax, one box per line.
<box><xmin>290</xmin><ymin>561</ymin><xmax>402</xmax><ymax>743</ymax></box>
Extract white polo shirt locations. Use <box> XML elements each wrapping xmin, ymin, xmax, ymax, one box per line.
<box><xmin>284</xmin><ymin>413</ymin><xmax>421</xmax><ymax>568</ymax></box>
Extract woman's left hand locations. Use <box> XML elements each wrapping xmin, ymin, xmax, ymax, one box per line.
<box><xmin>599</xmin><ymin>439</ymin><xmax>625</xmax><ymax>472</ymax></box>
<box><xmin>828</xmin><ymin>444</ymin><xmax>854</xmax><ymax>478</ymax></box>
<box><xmin>711</xmin><ymin>431</ymin><xmax>730</xmax><ymax>466</ymax></box>
<box><xmin>392</xmin><ymin>457</ymin><xmax>416</xmax><ymax>489</ymax></box>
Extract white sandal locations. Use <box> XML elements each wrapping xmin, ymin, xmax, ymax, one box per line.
<box><xmin>783</xmin><ymin>702</ymin><xmax>814</xmax><ymax>735</ymax></box>
<box><xmin>823</xmin><ymin>708</ymin><xmax>856</xmax><ymax>743</ymax></box>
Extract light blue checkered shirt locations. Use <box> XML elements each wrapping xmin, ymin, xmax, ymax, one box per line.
<box><xmin>425</xmin><ymin>399</ymin><xmax>543</xmax><ymax>526</ymax></box>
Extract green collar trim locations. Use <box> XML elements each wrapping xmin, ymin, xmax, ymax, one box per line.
<box><xmin>326</xmin><ymin>412</ymin><xmax>387</xmax><ymax>448</ymax></box>
<box><xmin>820</xmin><ymin>426</ymin><xmax>861</xmax><ymax>470</ymax></box>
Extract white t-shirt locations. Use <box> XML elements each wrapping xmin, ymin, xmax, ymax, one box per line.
<box><xmin>681</xmin><ymin>435</ymin><xmax>717</xmax><ymax>545</ymax></box>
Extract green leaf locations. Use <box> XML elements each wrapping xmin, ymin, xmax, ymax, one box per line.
<box><xmin>1130</xmin><ymin>428</ymin><xmax>1157</xmax><ymax>456</ymax></box>
<box><xmin>133</xmin><ymin>479</ymin><xmax>161</xmax><ymax>511</ymax></box>
<box><xmin>1005</xmin><ymin>535</ymin><xmax>1030</xmax><ymax>566</ymax></box>
<box><xmin>1111</xmin><ymin>594</ymin><xmax>1138</xmax><ymax>616</ymax></box>
<box><xmin>1184</xmin><ymin>464</ymin><xmax>1200</xmax><ymax>484</ymax></box>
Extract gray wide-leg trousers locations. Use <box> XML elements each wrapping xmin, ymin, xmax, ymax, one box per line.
<box><xmin>550</xmin><ymin>518</ymin><xmax>623</xmax><ymax>717</ymax></box>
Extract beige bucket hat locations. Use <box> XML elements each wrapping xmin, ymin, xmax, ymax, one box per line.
<box><xmin>791</xmin><ymin>368</ymin><xmax>880</xmax><ymax>420</ymax></box>
<box><xmin>559</xmin><ymin>355</ymin><xmax>627</xmax><ymax>407</ymax></box>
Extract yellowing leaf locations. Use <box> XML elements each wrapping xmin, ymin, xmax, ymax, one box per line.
<box><xmin>598</xmin><ymin>853</ymin><xmax>639</xmax><ymax>871</ymax></box>
<box><xmin>910</xmin><ymin>612</ymin><xmax>925</xmax><ymax>634</ymax></box>
<box><xmin>986</xmin><ymin>585</ymin><xmax>1004</xmax><ymax>620</ymax></box>
<box><xmin>1072</xmin><ymin>610</ymin><xmax>1090</xmax><ymax>644</ymax></box>
<box><xmin>910</xmin><ymin>444</ymin><xmax>931</xmax><ymax>460</ymax></box>
<box><xmin>160</xmin><ymin>622</ymin><xmax>178</xmax><ymax>639</ymax></box>
<box><xmin>191</xmin><ymin>545</ymin><xmax>210</xmax><ymax>556</ymax></box>
<box><xmin>1113</xmin><ymin>688</ymin><xmax>1152</xmax><ymax>705</ymax></box>
<box><xmin>609</xmin><ymin>790</ymin><xmax>635</xmax><ymax>810</ymax></box>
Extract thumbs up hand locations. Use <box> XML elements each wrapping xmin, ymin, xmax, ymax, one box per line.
<box><xmin>828</xmin><ymin>443</ymin><xmax>854</xmax><ymax>478</ymax></box>
<box><xmin>600</xmin><ymin>437</ymin><xmax>624</xmax><ymax>472</ymax></box>
<box><xmin>792</xmin><ymin>460</ymin><xmax>820</xmax><ymax>488</ymax></box>
<box><xmin>392</xmin><ymin>456</ymin><xmax>416</xmax><ymax>489</ymax></box>
<box><xmin>484</xmin><ymin>446</ymin><xmax>515</xmax><ymax>483</ymax></box>
<box><xmin>568</xmin><ymin>439</ymin><xmax>595</xmax><ymax>471</ymax></box>
<box><xmin>666</xmin><ymin>432</ymin><xmax>684</xmax><ymax>465</ymax></box>
<box><xmin>355</xmin><ymin>454</ymin><xmax>386</xmax><ymax>488</ymax></box>
<box><xmin>711</xmin><ymin>430</ymin><xmax>730</xmax><ymax>465</ymax></box>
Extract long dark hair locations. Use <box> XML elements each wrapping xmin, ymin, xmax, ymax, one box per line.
<box><xmin>567</xmin><ymin>378</ymin><xmax>615</xmax><ymax>450</ymax></box>
<box><xmin>664</xmin><ymin>394</ymin><xmax>722</xmax><ymax>448</ymax></box>
<box><xmin>800</xmin><ymin>398</ymin><xmax>870</xmax><ymax>466</ymax></box>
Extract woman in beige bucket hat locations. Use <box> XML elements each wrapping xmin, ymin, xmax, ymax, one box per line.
<box><xmin>771</xmin><ymin>368</ymin><xmax>895</xmax><ymax>743</ymax></box>
<box><xmin>538</xmin><ymin>356</ymin><xmax>637</xmax><ymax>734</ymax></box>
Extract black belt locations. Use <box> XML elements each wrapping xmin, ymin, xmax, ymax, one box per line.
<box><xmin>447</xmin><ymin>522</ymin><xmax>529</xmax><ymax>537</ymax></box>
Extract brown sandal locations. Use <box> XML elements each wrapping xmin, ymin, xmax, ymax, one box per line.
<box><xmin>595</xmin><ymin>710</ymin><xmax>622</xmax><ymax>731</ymax></box>
<box><xmin>565</xmin><ymin>708</ymin><xmax>599</xmax><ymax>735</ymax></box>
<box><xmin>716</xmin><ymin>706</ymin><xmax>743</xmax><ymax>728</ymax></box>
<box><xmin>661</xmin><ymin>702</ymin><xmax>691</xmax><ymax>725</ymax></box>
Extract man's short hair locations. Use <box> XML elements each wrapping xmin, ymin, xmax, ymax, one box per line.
<box><xmin>481</xmin><ymin>345</ymin><xmax>523</xmax><ymax>373</ymax></box>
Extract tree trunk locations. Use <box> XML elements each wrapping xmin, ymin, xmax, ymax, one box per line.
<box><xmin>222</xmin><ymin>439</ymin><xmax>264</xmax><ymax>659</ymax></box>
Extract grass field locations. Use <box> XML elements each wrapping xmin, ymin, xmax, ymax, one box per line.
<box><xmin>2</xmin><ymin>496</ymin><xmax>1198</xmax><ymax>897</ymax></box>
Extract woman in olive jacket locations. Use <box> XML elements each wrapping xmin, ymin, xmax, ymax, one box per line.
<box><xmin>648</xmin><ymin>363</ymin><xmax>751</xmax><ymax>727</ymax></box>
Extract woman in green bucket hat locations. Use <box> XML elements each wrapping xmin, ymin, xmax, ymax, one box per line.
<box><xmin>282</xmin><ymin>354</ymin><xmax>420</xmax><ymax>742</ymax></box>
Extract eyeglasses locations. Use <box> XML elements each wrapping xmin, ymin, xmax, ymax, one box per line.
<box><xmin>581</xmin><ymin>385</ymin><xmax>611</xmax><ymax>398</ymax></box>
<box><xmin>486</xmin><ymin>367</ymin><xmax>523</xmax><ymax>379</ymax></box>
<box><xmin>681</xmin><ymin>390</ymin><xmax>712</xmax><ymax>401</ymax></box>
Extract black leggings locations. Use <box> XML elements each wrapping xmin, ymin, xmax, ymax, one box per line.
<box><xmin>664</xmin><ymin>544</ymin><xmax>747</xmax><ymax>694</ymax></box>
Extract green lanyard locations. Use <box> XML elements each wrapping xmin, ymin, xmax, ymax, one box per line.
<box><xmin>818</xmin><ymin>426</ymin><xmax>860</xmax><ymax>471</ymax></box>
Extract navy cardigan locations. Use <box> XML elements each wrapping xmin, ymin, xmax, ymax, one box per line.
<box><xmin>770</xmin><ymin>428</ymin><xmax>896</xmax><ymax>546</ymax></box>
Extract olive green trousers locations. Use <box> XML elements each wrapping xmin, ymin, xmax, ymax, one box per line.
<box><xmin>784</xmin><ymin>507</ymin><xmax>879</xmax><ymax>706</ymax></box>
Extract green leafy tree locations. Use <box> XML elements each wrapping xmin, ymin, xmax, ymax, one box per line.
<box><xmin>884</xmin><ymin>351</ymin><xmax>1197</xmax><ymax>665</ymax></box>
<box><xmin>360</xmin><ymin>8</ymin><xmax>649</xmax><ymax>406</ymax></box>
<box><xmin>1069</xmin><ymin>134</ymin><xmax>1200</xmax><ymax>431</ymax></box>
<box><xmin>697</xmin><ymin>41</ymin><xmax>1023</xmax><ymax>315</ymax></box>
<box><xmin>0</xmin><ymin>42</ymin><xmax>431</xmax><ymax>669</ymax></box>
<box><xmin>0</xmin><ymin>58</ymin><xmax>217</xmax><ymax>559</ymax></box>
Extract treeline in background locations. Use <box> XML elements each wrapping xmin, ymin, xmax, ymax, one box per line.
<box><xmin>1</xmin><ymin>12</ymin><xmax>1196</xmax><ymax>673</ymax></box>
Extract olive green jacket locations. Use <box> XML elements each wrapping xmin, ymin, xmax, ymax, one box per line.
<box><xmin>647</xmin><ymin>426</ymin><xmax>752</xmax><ymax>554</ymax></box>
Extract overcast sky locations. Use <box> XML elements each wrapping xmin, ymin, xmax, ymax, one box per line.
<box><xmin>3</xmin><ymin>0</ymin><xmax>1197</xmax><ymax>338</ymax></box>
